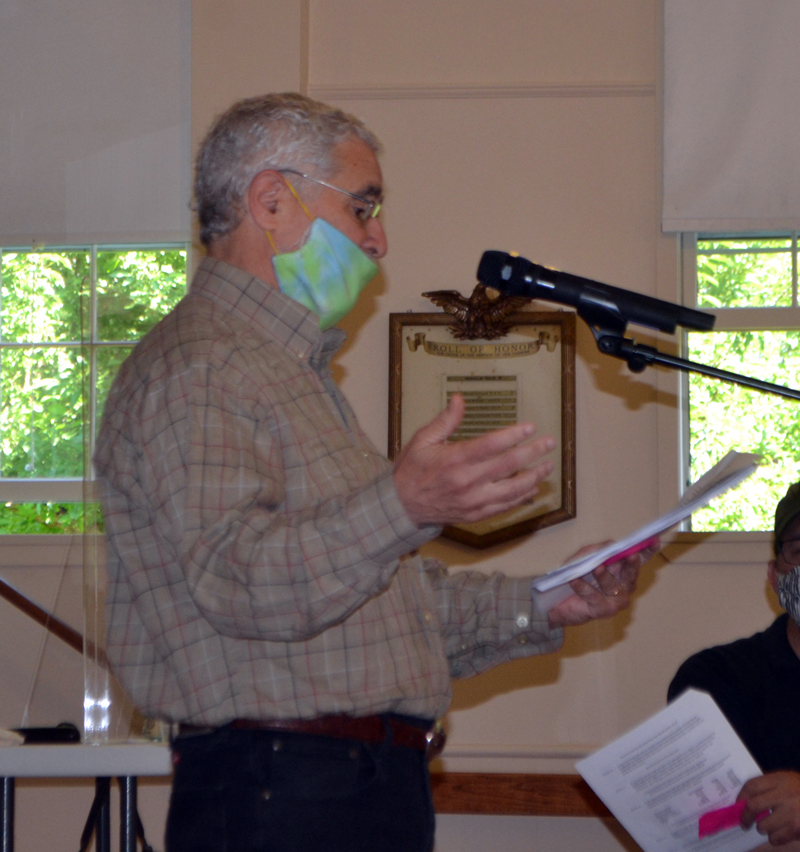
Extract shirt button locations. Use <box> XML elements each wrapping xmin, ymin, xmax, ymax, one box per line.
<box><xmin>423</xmin><ymin>611</ymin><xmax>434</xmax><ymax>624</ymax></box>
<box><xmin>272</xmin><ymin>739</ymin><xmax>283</xmax><ymax>752</ymax></box>
<box><xmin>261</xmin><ymin>789</ymin><xmax>271</xmax><ymax>800</ymax></box>
<box><xmin>516</xmin><ymin>614</ymin><xmax>530</xmax><ymax>629</ymax></box>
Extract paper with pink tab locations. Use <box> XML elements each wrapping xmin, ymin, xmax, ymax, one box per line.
<box><xmin>532</xmin><ymin>450</ymin><xmax>760</xmax><ymax>612</ymax></box>
<box><xmin>577</xmin><ymin>689</ymin><xmax>765</xmax><ymax>852</ymax></box>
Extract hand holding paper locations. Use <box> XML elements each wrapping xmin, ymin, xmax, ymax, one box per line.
<box><xmin>577</xmin><ymin>689</ymin><xmax>765</xmax><ymax>852</ymax></box>
<box><xmin>738</xmin><ymin>771</ymin><xmax>800</xmax><ymax>847</ymax></box>
<box><xmin>533</xmin><ymin>451</ymin><xmax>760</xmax><ymax>612</ymax></box>
<box><xmin>546</xmin><ymin>540</ymin><xmax>654</xmax><ymax>627</ymax></box>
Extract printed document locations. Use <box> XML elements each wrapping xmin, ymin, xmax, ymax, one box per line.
<box><xmin>533</xmin><ymin>451</ymin><xmax>760</xmax><ymax>610</ymax></box>
<box><xmin>577</xmin><ymin>689</ymin><xmax>764</xmax><ymax>852</ymax></box>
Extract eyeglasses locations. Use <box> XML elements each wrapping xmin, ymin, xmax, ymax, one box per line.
<box><xmin>278</xmin><ymin>169</ymin><xmax>381</xmax><ymax>223</ymax></box>
<box><xmin>779</xmin><ymin>536</ymin><xmax>800</xmax><ymax>567</ymax></box>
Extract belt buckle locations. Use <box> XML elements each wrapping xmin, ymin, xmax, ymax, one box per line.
<box><xmin>425</xmin><ymin>720</ymin><xmax>446</xmax><ymax>761</ymax></box>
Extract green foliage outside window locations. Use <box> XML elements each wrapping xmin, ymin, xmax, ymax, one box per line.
<box><xmin>0</xmin><ymin>247</ymin><xmax>187</xmax><ymax>533</ymax></box>
<box><xmin>0</xmin><ymin>502</ymin><xmax>94</xmax><ymax>534</ymax></box>
<box><xmin>695</xmin><ymin>237</ymin><xmax>792</xmax><ymax>309</ymax></box>
<box><xmin>689</xmin><ymin>237</ymin><xmax>800</xmax><ymax>531</ymax></box>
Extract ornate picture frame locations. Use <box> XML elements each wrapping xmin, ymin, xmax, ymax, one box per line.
<box><xmin>388</xmin><ymin>310</ymin><xmax>576</xmax><ymax>548</ymax></box>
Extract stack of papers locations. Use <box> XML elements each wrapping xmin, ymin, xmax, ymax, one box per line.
<box><xmin>577</xmin><ymin>689</ymin><xmax>765</xmax><ymax>852</ymax></box>
<box><xmin>533</xmin><ymin>451</ymin><xmax>760</xmax><ymax>610</ymax></box>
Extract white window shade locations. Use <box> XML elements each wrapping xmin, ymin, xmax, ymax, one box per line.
<box><xmin>0</xmin><ymin>0</ymin><xmax>191</xmax><ymax>246</ymax></box>
<box><xmin>662</xmin><ymin>1</ymin><xmax>800</xmax><ymax>234</ymax></box>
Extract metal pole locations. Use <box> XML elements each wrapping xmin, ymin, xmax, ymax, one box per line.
<box><xmin>1</xmin><ymin>778</ymin><xmax>14</xmax><ymax>852</ymax></box>
<box><xmin>595</xmin><ymin>333</ymin><xmax>800</xmax><ymax>400</ymax></box>
<box><xmin>119</xmin><ymin>777</ymin><xmax>137</xmax><ymax>852</ymax></box>
<box><xmin>95</xmin><ymin>777</ymin><xmax>111</xmax><ymax>852</ymax></box>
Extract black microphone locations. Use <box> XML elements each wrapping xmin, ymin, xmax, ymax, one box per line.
<box><xmin>477</xmin><ymin>250</ymin><xmax>715</xmax><ymax>335</ymax></box>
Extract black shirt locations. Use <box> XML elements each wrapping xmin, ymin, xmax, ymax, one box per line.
<box><xmin>668</xmin><ymin>614</ymin><xmax>800</xmax><ymax>773</ymax></box>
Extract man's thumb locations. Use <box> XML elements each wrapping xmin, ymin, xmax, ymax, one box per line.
<box><xmin>418</xmin><ymin>393</ymin><xmax>465</xmax><ymax>446</ymax></box>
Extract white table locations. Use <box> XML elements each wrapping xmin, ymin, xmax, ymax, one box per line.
<box><xmin>0</xmin><ymin>743</ymin><xmax>172</xmax><ymax>852</ymax></box>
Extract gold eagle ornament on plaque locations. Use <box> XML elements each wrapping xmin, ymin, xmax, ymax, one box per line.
<box><xmin>421</xmin><ymin>283</ymin><xmax>531</xmax><ymax>340</ymax></box>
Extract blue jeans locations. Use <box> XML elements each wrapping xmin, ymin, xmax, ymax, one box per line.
<box><xmin>165</xmin><ymin>721</ymin><xmax>435</xmax><ymax>852</ymax></box>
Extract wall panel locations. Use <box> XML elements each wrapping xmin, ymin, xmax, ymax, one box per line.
<box><xmin>310</xmin><ymin>0</ymin><xmax>655</xmax><ymax>87</ymax></box>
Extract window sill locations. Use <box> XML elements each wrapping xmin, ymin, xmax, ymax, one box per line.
<box><xmin>0</xmin><ymin>533</ymin><xmax>93</xmax><ymax>568</ymax></box>
<box><xmin>662</xmin><ymin>530</ymin><xmax>772</xmax><ymax>565</ymax></box>
<box><xmin>0</xmin><ymin>532</ymin><xmax>771</xmax><ymax>569</ymax></box>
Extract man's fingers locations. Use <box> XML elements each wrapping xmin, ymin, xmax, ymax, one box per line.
<box><xmin>453</xmin><ymin>459</ymin><xmax>554</xmax><ymax>521</ymax></box>
<box><xmin>450</xmin><ymin>419</ymin><xmax>542</xmax><ymax>465</ymax></box>
<box><xmin>739</xmin><ymin>772</ymin><xmax>800</xmax><ymax>844</ymax></box>
<box><xmin>549</xmin><ymin>578</ymin><xmax>631</xmax><ymax>627</ymax></box>
<box><xmin>569</xmin><ymin>573</ymin><xmax>628</xmax><ymax>606</ymax></box>
<box><xmin>591</xmin><ymin>565</ymin><xmax>622</xmax><ymax>596</ymax></box>
<box><xmin>457</xmin><ymin>436</ymin><xmax>554</xmax><ymax>492</ymax></box>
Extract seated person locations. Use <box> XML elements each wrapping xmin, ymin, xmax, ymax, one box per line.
<box><xmin>668</xmin><ymin>481</ymin><xmax>800</xmax><ymax>848</ymax></box>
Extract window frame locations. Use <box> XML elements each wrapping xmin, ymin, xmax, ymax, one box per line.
<box><xmin>675</xmin><ymin>231</ymin><xmax>800</xmax><ymax>537</ymax></box>
<box><xmin>681</xmin><ymin>232</ymin><xmax>800</xmax><ymax>330</ymax></box>
<box><xmin>0</xmin><ymin>242</ymin><xmax>189</xmax><ymax>505</ymax></box>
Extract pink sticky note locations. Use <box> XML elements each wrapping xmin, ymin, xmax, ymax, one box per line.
<box><xmin>699</xmin><ymin>801</ymin><xmax>769</xmax><ymax>838</ymax></box>
<box><xmin>602</xmin><ymin>536</ymin><xmax>660</xmax><ymax>567</ymax></box>
<box><xmin>699</xmin><ymin>801</ymin><xmax>746</xmax><ymax>838</ymax></box>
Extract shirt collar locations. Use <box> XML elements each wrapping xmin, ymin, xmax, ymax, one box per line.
<box><xmin>191</xmin><ymin>256</ymin><xmax>346</xmax><ymax>368</ymax></box>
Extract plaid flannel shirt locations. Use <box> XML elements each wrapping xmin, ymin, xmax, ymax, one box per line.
<box><xmin>94</xmin><ymin>257</ymin><xmax>563</xmax><ymax>725</ymax></box>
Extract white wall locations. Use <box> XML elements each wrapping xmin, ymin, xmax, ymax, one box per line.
<box><xmin>0</xmin><ymin>2</ymin><xmax>779</xmax><ymax>849</ymax></box>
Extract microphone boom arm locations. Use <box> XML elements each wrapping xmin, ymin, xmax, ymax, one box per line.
<box><xmin>584</xmin><ymin>309</ymin><xmax>800</xmax><ymax>401</ymax></box>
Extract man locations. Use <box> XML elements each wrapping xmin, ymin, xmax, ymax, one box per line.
<box><xmin>95</xmin><ymin>93</ymin><xmax>651</xmax><ymax>852</ymax></box>
<box><xmin>669</xmin><ymin>482</ymin><xmax>800</xmax><ymax>849</ymax></box>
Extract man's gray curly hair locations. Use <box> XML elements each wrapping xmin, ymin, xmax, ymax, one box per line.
<box><xmin>194</xmin><ymin>92</ymin><xmax>381</xmax><ymax>247</ymax></box>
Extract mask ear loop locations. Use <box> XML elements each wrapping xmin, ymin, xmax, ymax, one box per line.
<box><xmin>265</xmin><ymin>178</ymin><xmax>313</xmax><ymax>255</ymax></box>
<box><xmin>284</xmin><ymin>179</ymin><xmax>313</xmax><ymax>220</ymax></box>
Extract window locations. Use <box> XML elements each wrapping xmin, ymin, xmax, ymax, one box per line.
<box><xmin>682</xmin><ymin>233</ymin><xmax>800</xmax><ymax>531</ymax></box>
<box><xmin>0</xmin><ymin>245</ymin><xmax>187</xmax><ymax>533</ymax></box>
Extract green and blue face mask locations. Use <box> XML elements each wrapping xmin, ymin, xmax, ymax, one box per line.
<box><xmin>267</xmin><ymin>184</ymin><xmax>378</xmax><ymax>330</ymax></box>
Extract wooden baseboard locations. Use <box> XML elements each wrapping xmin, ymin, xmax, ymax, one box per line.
<box><xmin>430</xmin><ymin>773</ymin><xmax>611</xmax><ymax>817</ymax></box>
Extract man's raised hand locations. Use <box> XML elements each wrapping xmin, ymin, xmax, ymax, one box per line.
<box><xmin>393</xmin><ymin>394</ymin><xmax>556</xmax><ymax>528</ymax></box>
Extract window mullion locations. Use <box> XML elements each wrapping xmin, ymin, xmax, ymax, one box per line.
<box><xmin>88</xmin><ymin>247</ymin><xmax>98</xmax><ymax>483</ymax></box>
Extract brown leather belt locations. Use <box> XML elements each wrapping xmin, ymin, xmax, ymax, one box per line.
<box><xmin>179</xmin><ymin>714</ymin><xmax>445</xmax><ymax>759</ymax></box>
